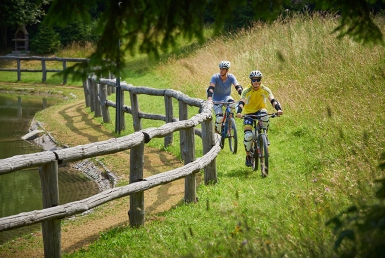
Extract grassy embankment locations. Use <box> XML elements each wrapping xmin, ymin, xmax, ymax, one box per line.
<box><xmin>1</xmin><ymin>12</ymin><xmax>385</xmax><ymax>257</ymax></box>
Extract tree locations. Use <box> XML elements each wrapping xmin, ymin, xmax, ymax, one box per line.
<box><xmin>30</xmin><ymin>25</ymin><xmax>60</xmax><ymax>54</ymax></box>
<box><xmin>43</xmin><ymin>0</ymin><xmax>385</xmax><ymax>79</ymax></box>
<box><xmin>0</xmin><ymin>0</ymin><xmax>50</xmax><ymax>49</ymax></box>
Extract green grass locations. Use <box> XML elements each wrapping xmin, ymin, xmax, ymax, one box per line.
<box><xmin>75</xmin><ymin>12</ymin><xmax>385</xmax><ymax>257</ymax></box>
<box><xmin>1</xmin><ymin>12</ymin><xmax>385</xmax><ymax>257</ymax></box>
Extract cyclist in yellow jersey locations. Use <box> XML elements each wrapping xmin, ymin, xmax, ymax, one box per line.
<box><xmin>236</xmin><ymin>70</ymin><xmax>283</xmax><ymax>167</ymax></box>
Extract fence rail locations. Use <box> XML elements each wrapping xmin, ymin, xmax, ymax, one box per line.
<box><xmin>0</xmin><ymin>56</ymin><xmax>88</xmax><ymax>84</ymax></box>
<box><xmin>0</xmin><ymin>77</ymin><xmax>218</xmax><ymax>258</ymax></box>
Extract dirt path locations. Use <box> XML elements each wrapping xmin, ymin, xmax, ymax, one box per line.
<box><xmin>0</xmin><ymin>97</ymin><xmax>187</xmax><ymax>257</ymax></box>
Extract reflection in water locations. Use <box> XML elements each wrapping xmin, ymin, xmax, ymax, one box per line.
<box><xmin>0</xmin><ymin>93</ymin><xmax>99</xmax><ymax>244</ymax></box>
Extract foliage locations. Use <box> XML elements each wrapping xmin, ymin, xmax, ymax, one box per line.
<box><xmin>42</xmin><ymin>0</ymin><xmax>294</xmax><ymax>79</ymax></box>
<box><xmin>0</xmin><ymin>0</ymin><xmax>50</xmax><ymax>48</ymax></box>
<box><xmin>327</xmin><ymin>156</ymin><xmax>385</xmax><ymax>257</ymax></box>
<box><xmin>43</xmin><ymin>0</ymin><xmax>384</xmax><ymax>81</ymax></box>
<box><xmin>56</xmin><ymin>21</ymin><xmax>99</xmax><ymax>47</ymax></box>
<box><xmin>314</xmin><ymin>0</ymin><xmax>385</xmax><ymax>45</ymax></box>
<box><xmin>223</xmin><ymin>5</ymin><xmax>256</xmax><ymax>32</ymax></box>
<box><xmin>30</xmin><ymin>25</ymin><xmax>60</xmax><ymax>54</ymax></box>
<box><xmin>0</xmin><ymin>0</ymin><xmax>49</xmax><ymax>27</ymax></box>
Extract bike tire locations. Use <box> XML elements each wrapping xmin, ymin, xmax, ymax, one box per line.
<box><xmin>259</xmin><ymin>134</ymin><xmax>269</xmax><ymax>177</ymax></box>
<box><xmin>228</xmin><ymin>118</ymin><xmax>238</xmax><ymax>154</ymax></box>
<box><xmin>252</xmin><ymin>131</ymin><xmax>258</xmax><ymax>171</ymax></box>
<box><xmin>220</xmin><ymin>123</ymin><xmax>226</xmax><ymax>149</ymax></box>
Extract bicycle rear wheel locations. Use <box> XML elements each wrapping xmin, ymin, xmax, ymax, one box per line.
<box><xmin>228</xmin><ymin>118</ymin><xmax>238</xmax><ymax>154</ymax></box>
<box><xmin>259</xmin><ymin>134</ymin><xmax>269</xmax><ymax>177</ymax></box>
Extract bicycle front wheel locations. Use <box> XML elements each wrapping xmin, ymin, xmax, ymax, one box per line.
<box><xmin>252</xmin><ymin>131</ymin><xmax>258</xmax><ymax>171</ymax></box>
<box><xmin>228</xmin><ymin>118</ymin><xmax>238</xmax><ymax>154</ymax></box>
<box><xmin>259</xmin><ymin>134</ymin><xmax>269</xmax><ymax>177</ymax></box>
<box><xmin>220</xmin><ymin>123</ymin><xmax>226</xmax><ymax>149</ymax></box>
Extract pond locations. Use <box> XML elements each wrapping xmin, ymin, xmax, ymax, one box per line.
<box><xmin>0</xmin><ymin>92</ymin><xmax>99</xmax><ymax>244</ymax></box>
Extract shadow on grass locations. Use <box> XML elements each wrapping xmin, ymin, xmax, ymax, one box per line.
<box><xmin>220</xmin><ymin>167</ymin><xmax>261</xmax><ymax>179</ymax></box>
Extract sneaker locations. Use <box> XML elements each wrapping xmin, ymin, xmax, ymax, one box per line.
<box><xmin>245</xmin><ymin>155</ymin><xmax>252</xmax><ymax>167</ymax></box>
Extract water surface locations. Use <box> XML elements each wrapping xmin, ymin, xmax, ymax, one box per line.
<box><xmin>0</xmin><ymin>92</ymin><xmax>99</xmax><ymax>244</ymax></box>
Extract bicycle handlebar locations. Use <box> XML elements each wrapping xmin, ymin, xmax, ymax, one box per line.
<box><xmin>212</xmin><ymin>101</ymin><xmax>238</xmax><ymax>108</ymax></box>
<box><xmin>241</xmin><ymin>113</ymin><xmax>278</xmax><ymax>119</ymax></box>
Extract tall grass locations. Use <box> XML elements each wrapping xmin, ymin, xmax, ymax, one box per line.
<box><xmin>84</xmin><ymin>12</ymin><xmax>385</xmax><ymax>257</ymax></box>
<box><xmin>54</xmin><ymin>12</ymin><xmax>385</xmax><ymax>257</ymax></box>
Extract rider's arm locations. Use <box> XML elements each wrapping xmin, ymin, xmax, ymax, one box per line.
<box><xmin>207</xmin><ymin>83</ymin><xmax>215</xmax><ymax>101</ymax></box>
<box><xmin>269</xmin><ymin>96</ymin><xmax>283</xmax><ymax>115</ymax></box>
<box><xmin>236</xmin><ymin>99</ymin><xmax>245</xmax><ymax>115</ymax></box>
<box><xmin>235</xmin><ymin>84</ymin><xmax>243</xmax><ymax>96</ymax></box>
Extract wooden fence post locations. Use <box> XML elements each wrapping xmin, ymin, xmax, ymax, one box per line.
<box><xmin>62</xmin><ymin>60</ymin><xmax>67</xmax><ymax>84</ymax></box>
<box><xmin>83</xmin><ymin>78</ymin><xmax>90</xmax><ymax>107</ymax></box>
<box><xmin>100</xmin><ymin>84</ymin><xmax>111</xmax><ymax>123</ymax></box>
<box><xmin>94</xmin><ymin>82</ymin><xmax>102</xmax><ymax>117</ymax></box>
<box><xmin>39</xmin><ymin>160</ymin><xmax>61</xmax><ymax>258</ymax></box>
<box><xmin>90</xmin><ymin>80</ymin><xmax>96</xmax><ymax>112</ymax></box>
<box><xmin>179</xmin><ymin>100</ymin><xmax>188</xmax><ymax>161</ymax></box>
<box><xmin>130</xmin><ymin>92</ymin><xmax>141</xmax><ymax>131</ymax></box>
<box><xmin>107</xmin><ymin>83</ymin><xmax>112</xmax><ymax>95</ymax></box>
<box><xmin>201</xmin><ymin>119</ymin><xmax>217</xmax><ymax>184</ymax></box>
<box><xmin>129</xmin><ymin>142</ymin><xmax>145</xmax><ymax>227</ymax></box>
<box><xmin>164</xmin><ymin>95</ymin><xmax>173</xmax><ymax>147</ymax></box>
<box><xmin>17</xmin><ymin>58</ymin><xmax>21</xmax><ymax>81</ymax></box>
<box><xmin>184</xmin><ymin>127</ymin><xmax>196</xmax><ymax>203</ymax></box>
<box><xmin>42</xmin><ymin>59</ymin><xmax>46</xmax><ymax>82</ymax></box>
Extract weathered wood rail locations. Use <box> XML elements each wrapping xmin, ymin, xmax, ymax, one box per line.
<box><xmin>0</xmin><ymin>56</ymin><xmax>89</xmax><ymax>84</ymax></box>
<box><xmin>0</xmin><ymin>78</ymin><xmax>219</xmax><ymax>258</ymax></box>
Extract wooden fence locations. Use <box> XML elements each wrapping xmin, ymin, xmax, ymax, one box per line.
<box><xmin>0</xmin><ymin>77</ymin><xmax>220</xmax><ymax>258</ymax></box>
<box><xmin>0</xmin><ymin>56</ymin><xmax>89</xmax><ymax>84</ymax></box>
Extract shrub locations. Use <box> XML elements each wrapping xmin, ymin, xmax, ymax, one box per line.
<box><xmin>30</xmin><ymin>26</ymin><xmax>61</xmax><ymax>54</ymax></box>
<box><xmin>56</xmin><ymin>21</ymin><xmax>98</xmax><ymax>47</ymax></box>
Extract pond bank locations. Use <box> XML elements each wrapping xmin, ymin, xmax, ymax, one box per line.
<box><xmin>24</xmin><ymin>118</ymin><xmax>118</xmax><ymax>191</ymax></box>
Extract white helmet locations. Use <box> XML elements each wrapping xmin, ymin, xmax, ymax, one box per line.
<box><xmin>219</xmin><ymin>61</ymin><xmax>231</xmax><ymax>69</ymax></box>
<box><xmin>249</xmin><ymin>70</ymin><xmax>263</xmax><ymax>78</ymax></box>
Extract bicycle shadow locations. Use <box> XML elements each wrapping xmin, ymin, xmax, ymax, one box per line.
<box><xmin>219</xmin><ymin>167</ymin><xmax>266</xmax><ymax>179</ymax></box>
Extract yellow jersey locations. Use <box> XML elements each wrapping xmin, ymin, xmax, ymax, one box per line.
<box><xmin>241</xmin><ymin>84</ymin><xmax>274</xmax><ymax>114</ymax></box>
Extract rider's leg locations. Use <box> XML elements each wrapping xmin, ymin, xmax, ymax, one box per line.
<box><xmin>244</xmin><ymin>130</ymin><xmax>253</xmax><ymax>152</ymax></box>
<box><xmin>213</xmin><ymin>104</ymin><xmax>223</xmax><ymax>133</ymax></box>
<box><xmin>243</xmin><ymin>120</ymin><xmax>253</xmax><ymax>166</ymax></box>
<box><xmin>224</xmin><ymin>96</ymin><xmax>234</xmax><ymax>103</ymax></box>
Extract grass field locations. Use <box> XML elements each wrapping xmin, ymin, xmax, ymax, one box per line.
<box><xmin>1</xmin><ymin>12</ymin><xmax>385</xmax><ymax>257</ymax></box>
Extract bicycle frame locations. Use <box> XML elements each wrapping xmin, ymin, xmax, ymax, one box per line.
<box><xmin>213</xmin><ymin>101</ymin><xmax>238</xmax><ymax>154</ymax></box>
<box><xmin>243</xmin><ymin>113</ymin><xmax>277</xmax><ymax>177</ymax></box>
<box><xmin>222</xmin><ymin>103</ymin><xmax>233</xmax><ymax>134</ymax></box>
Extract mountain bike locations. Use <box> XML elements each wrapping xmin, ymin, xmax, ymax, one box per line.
<box><xmin>243</xmin><ymin>113</ymin><xmax>278</xmax><ymax>177</ymax></box>
<box><xmin>213</xmin><ymin>101</ymin><xmax>238</xmax><ymax>154</ymax></box>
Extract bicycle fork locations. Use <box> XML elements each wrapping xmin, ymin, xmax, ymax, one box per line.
<box><xmin>221</xmin><ymin>112</ymin><xmax>232</xmax><ymax>138</ymax></box>
<box><xmin>258</xmin><ymin>133</ymin><xmax>268</xmax><ymax>176</ymax></box>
